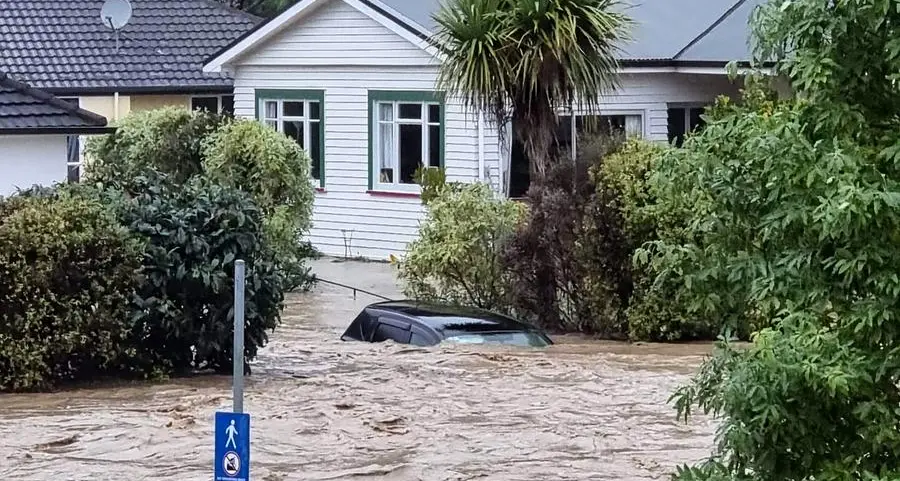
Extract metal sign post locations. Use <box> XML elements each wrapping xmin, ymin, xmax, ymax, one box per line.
<box><xmin>233</xmin><ymin>259</ymin><xmax>245</xmax><ymax>414</ymax></box>
<box><xmin>215</xmin><ymin>259</ymin><xmax>250</xmax><ymax>481</ymax></box>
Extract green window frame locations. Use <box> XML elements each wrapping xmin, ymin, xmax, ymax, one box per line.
<box><xmin>367</xmin><ymin>90</ymin><xmax>445</xmax><ymax>192</ymax></box>
<box><xmin>255</xmin><ymin>89</ymin><xmax>326</xmax><ymax>188</ymax></box>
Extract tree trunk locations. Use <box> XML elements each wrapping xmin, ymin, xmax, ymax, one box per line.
<box><xmin>511</xmin><ymin>99</ymin><xmax>558</xmax><ymax>180</ymax></box>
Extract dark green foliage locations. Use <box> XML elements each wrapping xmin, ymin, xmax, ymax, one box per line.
<box><xmin>596</xmin><ymin>138</ymin><xmax>723</xmax><ymax>341</ymax></box>
<box><xmin>414</xmin><ymin>165</ymin><xmax>458</xmax><ymax>205</ymax></box>
<box><xmin>0</xmin><ymin>192</ymin><xmax>143</xmax><ymax>391</ymax></box>
<box><xmin>85</xmin><ymin>107</ymin><xmax>227</xmax><ymax>187</ymax></box>
<box><xmin>399</xmin><ymin>182</ymin><xmax>524</xmax><ymax>311</ymax></box>
<box><xmin>115</xmin><ymin>172</ymin><xmax>284</xmax><ymax>374</ymax></box>
<box><xmin>202</xmin><ymin>119</ymin><xmax>316</xmax><ymax>291</ymax></box>
<box><xmin>662</xmin><ymin>1</ymin><xmax>900</xmax><ymax>478</ymax></box>
<box><xmin>504</xmin><ymin>135</ymin><xmax>631</xmax><ymax>335</ymax></box>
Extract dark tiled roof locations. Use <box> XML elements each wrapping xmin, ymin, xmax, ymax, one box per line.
<box><xmin>0</xmin><ymin>0</ymin><xmax>261</xmax><ymax>93</ymax></box>
<box><xmin>0</xmin><ymin>72</ymin><xmax>111</xmax><ymax>132</ymax></box>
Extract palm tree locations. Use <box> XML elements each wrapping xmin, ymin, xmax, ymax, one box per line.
<box><xmin>432</xmin><ymin>0</ymin><xmax>631</xmax><ymax>177</ymax></box>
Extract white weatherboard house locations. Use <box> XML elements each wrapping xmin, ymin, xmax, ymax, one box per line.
<box><xmin>204</xmin><ymin>0</ymin><xmax>760</xmax><ymax>260</ymax></box>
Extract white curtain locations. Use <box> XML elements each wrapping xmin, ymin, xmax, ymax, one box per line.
<box><xmin>378</xmin><ymin>103</ymin><xmax>394</xmax><ymax>182</ymax></box>
<box><xmin>264</xmin><ymin>100</ymin><xmax>278</xmax><ymax>119</ymax></box>
<box><xmin>625</xmin><ymin>115</ymin><xmax>643</xmax><ymax>138</ymax></box>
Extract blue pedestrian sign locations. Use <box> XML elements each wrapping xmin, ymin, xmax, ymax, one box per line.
<box><xmin>215</xmin><ymin>412</ymin><xmax>250</xmax><ymax>481</ymax></box>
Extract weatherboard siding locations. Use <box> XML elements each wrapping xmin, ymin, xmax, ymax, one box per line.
<box><xmin>225</xmin><ymin>0</ymin><xmax>741</xmax><ymax>259</ymax></box>
<box><xmin>232</xmin><ymin>65</ymin><xmax>492</xmax><ymax>259</ymax></box>
<box><xmin>238</xmin><ymin>0</ymin><xmax>436</xmax><ymax>67</ymax></box>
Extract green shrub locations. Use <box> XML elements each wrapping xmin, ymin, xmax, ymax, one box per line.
<box><xmin>414</xmin><ymin>165</ymin><xmax>463</xmax><ymax>205</ymax></box>
<box><xmin>0</xmin><ymin>192</ymin><xmax>143</xmax><ymax>391</ymax></box>
<box><xmin>202</xmin><ymin>119</ymin><xmax>315</xmax><ymax>290</ymax></box>
<box><xmin>504</xmin><ymin>134</ymin><xmax>631</xmax><ymax>335</ymax></box>
<box><xmin>398</xmin><ymin>182</ymin><xmax>524</xmax><ymax>311</ymax></box>
<box><xmin>115</xmin><ymin>172</ymin><xmax>284</xmax><ymax>374</ymax></box>
<box><xmin>85</xmin><ymin>107</ymin><xmax>227</xmax><ymax>186</ymax></box>
<box><xmin>591</xmin><ymin>138</ymin><xmax>720</xmax><ymax>340</ymax></box>
<box><xmin>664</xmin><ymin>72</ymin><xmax>900</xmax><ymax>480</ymax></box>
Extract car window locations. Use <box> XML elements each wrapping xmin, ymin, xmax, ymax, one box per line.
<box><xmin>410</xmin><ymin>330</ymin><xmax>431</xmax><ymax>346</ymax></box>
<box><xmin>444</xmin><ymin>331</ymin><xmax>550</xmax><ymax>347</ymax></box>
<box><xmin>372</xmin><ymin>321</ymin><xmax>411</xmax><ymax>344</ymax></box>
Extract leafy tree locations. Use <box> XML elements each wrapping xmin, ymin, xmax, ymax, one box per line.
<box><xmin>116</xmin><ymin>173</ymin><xmax>284</xmax><ymax>375</ymax></box>
<box><xmin>0</xmin><ymin>191</ymin><xmax>143</xmax><ymax>391</ymax></box>
<box><xmin>202</xmin><ymin>119</ymin><xmax>316</xmax><ymax>290</ymax></box>
<box><xmin>85</xmin><ymin>107</ymin><xmax>227</xmax><ymax>186</ymax></box>
<box><xmin>398</xmin><ymin>182</ymin><xmax>524</xmax><ymax>311</ymax></box>
<box><xmin>656</xmin><ymin>1</ymin><xmax>900</xmax><ymax>479</ymax></box>
<box><xmin>219</xmin><ymin>0</ymin><xmax>294</xmax><ymax>17</ymax></box>
<box><xmin>432</xmin><ymin>0</ymin><xmax>631</xmax><ymax>176</ymax></box>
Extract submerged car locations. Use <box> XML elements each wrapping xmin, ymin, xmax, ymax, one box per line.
<box><xmin>340</xmin><ymin>300</ymin><xmax>553</xmax><ymax>347</ymax></box>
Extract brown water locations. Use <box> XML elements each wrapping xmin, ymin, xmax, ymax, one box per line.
<box><xmin>0</xmin><ymin>258</ymin><xmax>715</xmax><ymax>481</ymax></box>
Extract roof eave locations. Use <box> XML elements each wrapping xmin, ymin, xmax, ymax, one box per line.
<box><xmin>0</xmin><ymin>126</ymin><xmax>117</xmax><ymax>135</ymax></box>
<box><xmin>41</xmin><ymin>84</ymin><xmax>236</xmax><ymax>96</ymax></box>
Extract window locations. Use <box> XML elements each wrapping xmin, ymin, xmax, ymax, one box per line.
<box><xmin>371</xmin><ymin>322</ymin><xmax>411</xmax><ymax>344</ymax></box>
<box><xmin>191</xmin><ymin>95</ymin><xmax>235</xmax><ymax>115</ymax></box>
<box><xmin>667</xmin><ymin>106</ymin><xmax>706</xmax><ymax>147</ymax></box>
<box><xmin>255</xmin><ymin>90</ymin><xmax>325</xmax><ymax>187</ymax></box>
<box><xmin>369</xmin><ymin>91</ymin><xmax>444</xmax><ymax>192</ymax></box>
<box><xmin>507</xmin><ymin>112</ymin><xmax>643</xmax><ymax>198</ymax></box>
<box><xmin>58</xmin><ymin>97</ymin><xmax>82</xmax><ymax>183</ymax></box>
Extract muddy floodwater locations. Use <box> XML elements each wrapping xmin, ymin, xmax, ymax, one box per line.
<box><xmin>0</xmin><ymin>258</ymin><xmax>716</xmax><ymax>481</ymax></box>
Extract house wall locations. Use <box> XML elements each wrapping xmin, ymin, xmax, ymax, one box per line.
<box><xmin>79</xmin><ymin>95</ymin><xmax>131</xmax><ymax>123</ymax></box>
<box><xmin>0</xmin><ymin>135</ymin><xmax>68</xmax><ymax>196</ymax></box>
<box><xmin>79</xmin><ymin>94</ymin><xmax>201</xmax><ymax>123</ymax></box>
<box><xmin>130</xmin><ymin>94</ymin><xmax>191</xmax><ymax>112</ymax></box>
<box><xmin>226</xmin><ymin>0</ymin><xmax>742</xmax><ymax>260</ymax></box>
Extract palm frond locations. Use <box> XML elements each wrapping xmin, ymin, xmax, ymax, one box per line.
<box><xmin>432</xmin><ymin>0</ymin><xmax>633</xmax><ymax>175</ymax></box>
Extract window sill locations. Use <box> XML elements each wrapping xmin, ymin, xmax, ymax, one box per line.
<box><xmin>366</xmin><ymin>190</ymin><xmax>421</xmax><ymax>199</ymax></box>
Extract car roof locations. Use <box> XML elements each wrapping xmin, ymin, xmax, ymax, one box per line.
<box><xmin>368</xmin><ymin>300</ymin><xmax>538</xmax><ymax>333</ymax></box>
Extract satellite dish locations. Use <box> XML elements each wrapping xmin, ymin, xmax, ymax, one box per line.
<box><xmin>100</xmin><ymin>0</ymin><xmax>133</xmax><ymax>30</ymax></box>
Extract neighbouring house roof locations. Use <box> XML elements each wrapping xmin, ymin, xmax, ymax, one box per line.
<box><xmin>204</xmin><ymin>0</ymin><xmax>763</xmax><ymax>73</ymax></box>
<box><xmin>0</xmin><ymin>0</ymin><xmax>262</xmax><ymax>95</ymax></box>
<box><xmin>0</xmin><ymin>72</ymin><xmax>114</xmax><ymax>134</ymax></box>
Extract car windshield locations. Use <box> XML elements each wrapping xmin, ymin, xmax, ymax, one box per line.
<box><xmin>443</xmin><ymin>331</ymin><xmax>550</xmax><ymax>347</ymax></box>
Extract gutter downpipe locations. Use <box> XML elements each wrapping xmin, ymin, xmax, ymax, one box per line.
<box><xmin>477</xmin><ymin>111</ymin><xmax>486</xmax><ymax>183</ymax></box>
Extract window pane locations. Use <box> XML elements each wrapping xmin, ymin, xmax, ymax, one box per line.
<box><xmin>428</xmin><ymin>104</ymin><xmax>440</xmax><ymax>123</ymax></box>
<box><xmin>310</xmin><ymin>121</ymin><xmax>322</xmax><ymax>181</ymax></box>
<box><xmin>428</xmin><ymin>125</ymin><xmax>440</xmax><ymax>168</ymax></box>
<box><xmin>599</xmin><ymin>115</ymin><xmax>626</xmax><ymax>133</ymax></box>
<box><xmin>264</xmin><ymin>101</ymin><xmax>278</xmax><ymax>118</ymax></box>
<box><xmin>309</xmin><ymin>101</ymin><xmax>321</xmax><ymax>120</ymax></box>
<box><xmin>283</xmin><ymin>101</ymin><xmax>304</xmax><ymax>117</ymax></box>
<box><xmin>398</xmin><ymin>103</ymin><xmax>422</xmax><ymax>119</ymax></box>
<box><xmin>264</xmin><ymin>120</ymin><xmax>277</xmax><ymax>129</ymax></box>
<box><xmin>192</xmin><ymin>96</ymin><xmax>219</xmax><ymax>112</ymax></box>
<box><xmin>378</xmin><ymin>103</ymin><xmax>393</xmax><ymax>121</ymax></box>
<box><xmin>554</xmin><ymin>115</ymin><xmax>573</xmax><ymax>155</ymax></box>
<box><xmin>624</xmin><ymin>115</ymin><xmax>642</xmax><ymax>138</ymax></box>
<box><xmin>378</xmin><ymin>122</ymin><xmax>394</xmax><ymax>183</ymax></box>
<box><xmin>221</xmin><ymin>95</ymin><xmax>235</xmax><ymax>115</ymax></box>
<box><xmin>284</xmin><ymin>120</ymin><xmax>304</xmax><ymax>148</ymax></box>
<box><xmin>667</xmin><ymin>108</ymin><xmax>686</xmax><ymax>146</ymax></box>
<box><xmin>689</xmin><ymin>107</ymin><xmax>705</xmax><ymax>131</ymax></box>
<box><xmin>399</xmin><ymin>123</ymin><xmax>423</xmax><ymax>184</ymax></box>
<box><xmin>67</xmin><ymin>164</ymin><xmax>80</xmax><ymax>183</ymax></box>
<box><xmin>66</xmin><ymin>135</ymin><xmax>80</xmax><ymax>163</ymax></box>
